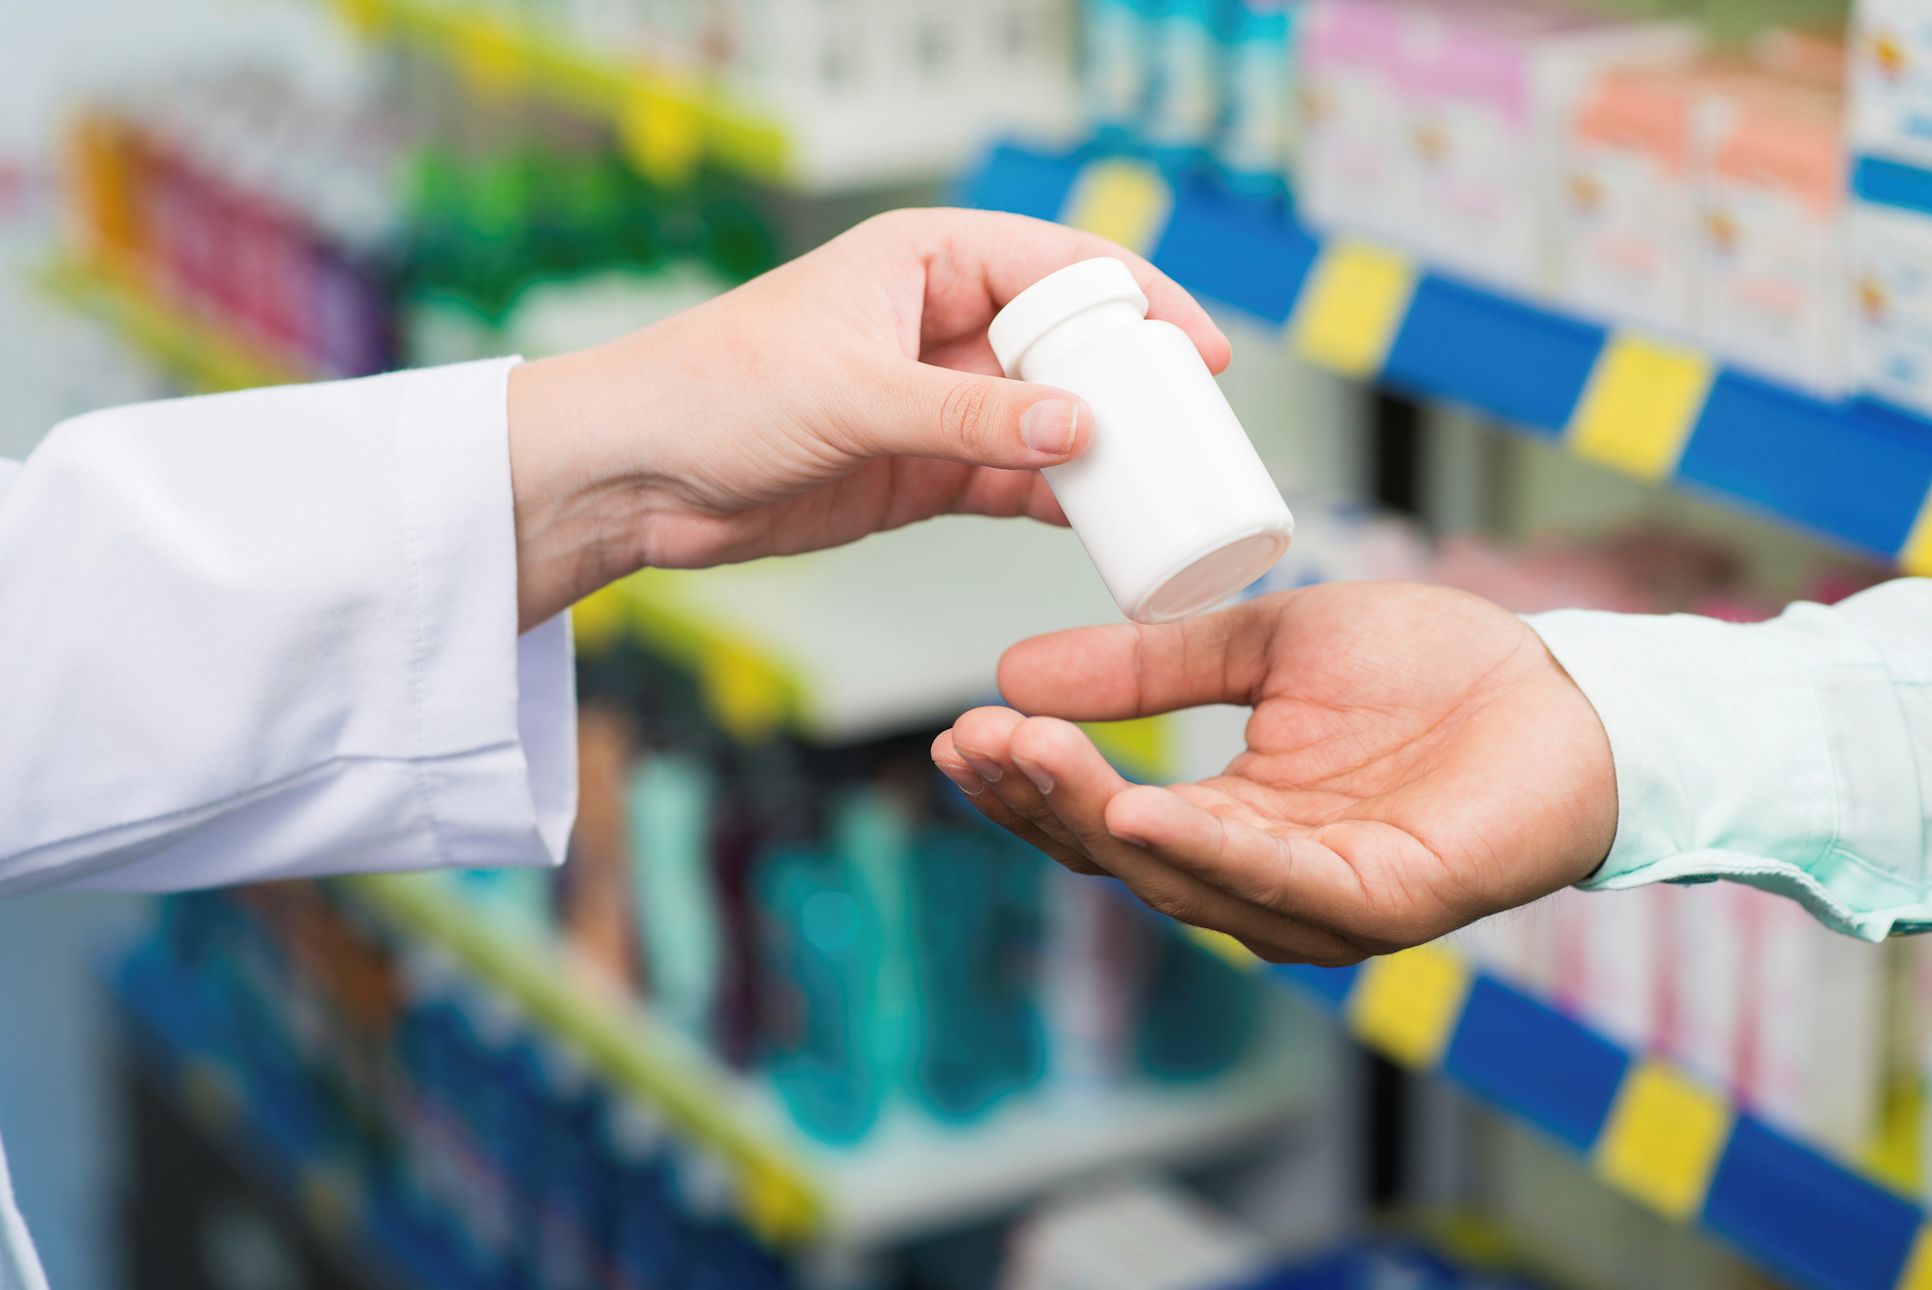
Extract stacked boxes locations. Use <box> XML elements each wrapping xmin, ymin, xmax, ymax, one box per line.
<box><xmin>1082</xmin><ymin>0</ymin><xmax>1308</xmax><ymax>201</ymax></box>
<box><xmin>1851</xmin><ymin>0</ymin><xmax>1932</xmax><ymax>416</ymax></box>
<box><xmin>1301</xmin><ymin>0</ymin><xmax>1699</xmax><ymax>296</ymax></box>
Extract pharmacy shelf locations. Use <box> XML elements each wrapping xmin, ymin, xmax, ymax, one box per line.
<box><xmin>1214</xmin><ymin>940</ymin><xmax>1932</xmax><ymax>1290</ymax></box>
<box><xmin>345</xmin><ymin>871</ymin><xmax>823</xmax><ymax>1244</ymax></box>
<box><xmin>572</xmin><ymin>515</ymin><xmax>1141</xmax><ymax>745</ymax></box>
<box><xmin>811</xmin><ymin>1025</ymin><xmax>1318</xmax><ymax>1250</ymax></box>
<box><xmin>962</xmin><ymin>142</ymin><xmax>1932</xmax><ymax>575</ymax></box>
<box><xmin>327</xmin><ymin>0</ymin><xmax>788</xmax><ymax>187</ymax></box>
<box><xmin>112</xmin><ymin>943</ymin><xmax>475</xmax><ymax>1289</ymax></box>
<box><xmin>344</xmin><ymin>872</ymin><xmax>1315</xmax><ymax>1253</ymax></box>
<box><xmin>326</xmin><ymin>0</ymin><xmax>1047</xmax><ymax>194</ymax></box>
<box><xmin>39</xmin><ymin>258</ymin><xmax>312</xmax><ymax>394</ymax></box>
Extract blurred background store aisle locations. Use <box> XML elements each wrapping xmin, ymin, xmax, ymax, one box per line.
<box><xmin>8</xmin><ymin>1</ymin><xmax>1932</xmax><ymax>1288</ymax></box>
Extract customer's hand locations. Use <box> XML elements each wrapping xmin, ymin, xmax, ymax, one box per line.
<box><xmin>505</xmin><ymin>208</ymin><xmax>1229</xmax><ymax>628</ymax></box>
<box><xmin>933</xmin><ymin>583</ymin><xmax>1619</xmax><ymax>966</ymax></box>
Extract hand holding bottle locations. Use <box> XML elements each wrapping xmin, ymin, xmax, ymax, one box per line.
<box><xmin>934</xmin><ymin>582</ymin><xmax>1620</xmax><ymax>966</ymax></box>
<box><xmin>504</xmin><ymin>209</ymin><xmax>1230</xmax><ymax>629</ymax></box>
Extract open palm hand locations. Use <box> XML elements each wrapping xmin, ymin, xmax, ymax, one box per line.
<box><xmin>934</xmin><ymin>582</ymin><xmax>1618</xmax><ymax>965</ymax></box>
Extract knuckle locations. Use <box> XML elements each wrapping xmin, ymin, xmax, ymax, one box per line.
<box><xmin>939</xmin><ymin>378</ymin><xmax>999</xmax><ymax>454</ymax></box>
<box><xmin>1142</xmin><ymin>886</ymin><xmax>1197</xmax><ymax>926</ymax></box>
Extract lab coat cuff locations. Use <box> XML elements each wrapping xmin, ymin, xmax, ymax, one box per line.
<box><xmin>398</xmin><ymin>357</ymin><xmax>576</xmax><ymax>870</ymax></box>
<box><xmin>1527</xmin><ymin>604</ymin><xmax>1924</xmax><ymax>942</ymax></box>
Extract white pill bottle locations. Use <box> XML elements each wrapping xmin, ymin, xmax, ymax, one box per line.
<box><xmin>989</xmin><ymin>257</ymin><xmax>1295</xmax><ymax>624</ymax></box>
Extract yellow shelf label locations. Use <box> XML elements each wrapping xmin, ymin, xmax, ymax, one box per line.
<box><xmin>1291</xmin><ymin>241</ymin><xmax>1417</xmax><ymax>380</ymax></box>
<box><xmin>570</xmin><ymin>582</ymin><xmax>633</xmax><ymax>656</ymax></box>
<box><xmin>1593</xmin><ymin>1060</ymin><xmax>1731</xmax><ymax>1222</ymax></box>
<box><xmin>1568</xmin><ymin>334</ymin><xmax>1712</xmax><ymax>482</ymax></box>
<box><xmin>1084</xmin><ymin>715</ymin><xmax>1172</xmax><ymax>782</ymax></box>
<box><xmin>1348</xmin><ymin>943</ymin><xmax>1470</xmax><ymax>1070</ymax></box>
<box><xmin>1184</xmin><ymin>927</ymin><xmax>1261</xmax><ymax>971</ymax></box>
<box><xmin>1063</xmin><ymin>160</ymin><xmax>1173</xmax><ymax>257</ymax></box>
<box><xmin>330</xmin><ymin>0</ymin><xmax>385</xmax><ymax>37</ymax></box>
<box><xmin>738</xmin><ymin>1161</ymin><xmax>821</xmax><ymax>1245</ymax></box>
<box><xmin>619</xmin><ymin>82</ymin><xmax>705</xmax><ymax>187</ymax></box>
<box><xmin>450</xmin><ymin>16</ymin><xmax>526</xmax><ymax>98</ymax></box>
<box><xmin>705</xmin><ymin>98</ymin><xmax>792</xmax><ymax>184</ymax></box>
<box><xmin>1896</xmin><ymin>1225</ymin><xmax>1932</xmax><ymax>1290</ymax></box>
<box><xmin>1900</xmin><ymin>493</ymin><xmax>1932</xmax><ymax>578</ymax></box>
<box><xmin>702</xmin><ymin>642</ymin><xmax>792</xmax><ymax>742</ymax></box>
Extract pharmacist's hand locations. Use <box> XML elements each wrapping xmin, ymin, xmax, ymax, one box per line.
<box><xmin>505</xmin><ymin>208</ymin><xmax>1228</xmax><ymax>628</ymax></box>
<box><xmin>932</xmin><ymin>583</ymin><xmax>1618</xmax><ymax>965</ymax></box>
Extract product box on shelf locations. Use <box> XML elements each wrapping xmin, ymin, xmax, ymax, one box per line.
<box><xmin>1410</xmin><ymin>3</ymin><xmax>1701</xmax><ymax>297</ymax></box>
<box><xmin>1851</xmin><ymin>0</ymin><xmax>1932</xmax><ymax>170</ymax></box>
<box><xmin>1300</xmin><ymin>0</ymin><xmax>1421</xmax><ymax>249</ymax></box>
<box><xmin>1084</xmin><ymin>0</ymin><xmax>1157</xmax><ymax>148</ymax></box>
<box><xmin>1559</xmin><ymin>63</ymin><xmax>1709</xmax><ymax>338</ymax></box>
<box><xmin>1218</xmin><ymin>0</ymin><xmax>1305</xmax><ymax>201</ymax></box>
<box><xmin>1701</xmin><ymin>78</ymin><xmax>1850</xmax><ymax>395</ymax></box>
<box><xmin>1851</xmin><ymin>0</ymin><xmax>1932</xmax><ymax>417</ymax></box>
<box><xmin>1745</xmin><ymin>888</ymin><xmax>1886</xmax><ymax>1160</ymax></box>
<box><xmin>1754</xmin><ymin>25</ymin><xmax>1850</xmax><ymax>91</ymax></box>
<box><xmin>1663</xmin><ymin>880</ymin><xmax>1748</xmax><ymax>1092</ymax></box>
<box><xmin>1145</xmin><ymin>0</ymin><xmax>1225</xmax><ymax>172</ymax></box>
<box><xmin>1301</xmin><ymin>0</ymin><xmax>1699</xmax><ymax>296</ymax></box>
<box><xmin>1852</xmin><ymin>186</ymin><xmax>1932</xmax><ymax>418</ymax></box>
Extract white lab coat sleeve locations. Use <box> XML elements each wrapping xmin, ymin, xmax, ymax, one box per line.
<box><xmin>1526</xmin><ymin>579</ymin><xmax>1932</xmax><ymax>942</ymax></box>
<box><xmin>0</xmin><ymin>358</ymin><xmax>577</xmax><ymax>897</ymax></box>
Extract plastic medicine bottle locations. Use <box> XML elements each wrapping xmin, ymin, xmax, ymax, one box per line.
<box><xmin>989</xmin><ymin>257</ymin><xmax>1294</xmax><ymax>623</ymax></box>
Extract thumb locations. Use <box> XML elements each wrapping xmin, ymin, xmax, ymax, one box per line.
<box><xmin>855</xmin><ymin>361</ymin><xmax>1092</xmax><ymax>469</ymax></box>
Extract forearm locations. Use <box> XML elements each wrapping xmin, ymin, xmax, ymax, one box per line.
<box><xmin>0</xmin><ymin>360</ymin><xmax>575</xmax><ymax>895</ymax></box>
<box><xmin>1528</xmin><ymin>579</ymin><xmax>1932</xmax><ymax>941</ymax></box>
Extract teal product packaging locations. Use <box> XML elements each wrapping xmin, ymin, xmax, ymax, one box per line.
<box><xmin>1135</xmin><ymin>927</ymin><xmax>1262</xmax><ymax>1081</ymax></box>
<box><xmin>756</xmin><ymin>837</ymin><xmax>889</xmax><ymax>1144</ymax></box>
<box><xmin>1145</xmin><ymin>0</ymin><xmax>1225</xmax><ymax>176</ymax></box>
<box><xmin>836</xmin><ymin>784</ymin><xmax>919</xmax><ymax>1105</ymax></box>
<box><xmin>909</xmin><ymin>826</ymin><xmax>1048</xmax><ymax>1122</ymax></box>
<box><xmin>1086</xmin><ymin>0</ymin><xmax>1158</xmax><ymax>147</ymax></box>
<box><xmin>626</xmin><ymin>750</ymin><xmax>724</xmax><ymax>1041</ymax></box>
<box><xmin>1217</xmin><ymin>0</ymin><xmax>1300</xmax><ymax>201</ymax></box>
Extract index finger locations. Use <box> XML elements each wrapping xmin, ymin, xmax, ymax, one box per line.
<box><xmin>916</xmin><ymin>209</ymin><xmax>1233</xmax><ymax>375</ymax></box>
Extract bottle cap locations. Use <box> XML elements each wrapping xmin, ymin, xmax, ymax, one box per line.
<box><xmin>988</xmin><ymin>257</ymin><xmax>1149</xmax><ymax>376</ymax></box>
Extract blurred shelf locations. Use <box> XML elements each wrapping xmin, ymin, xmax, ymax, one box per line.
<box><xmin>345</xmin><ymin>870</ymin><xmax>823</xmax><ymax>1245</ymax></box>
<box><xmin>962</xmin><ymin>142</ymin><xmax>1932</xmax><ymax>575</ymax></box>
<box><xmin>573</xmin><ymin>515</ymin><xmax>1140</xmax><ymax>745</ymax></box>
<box><xmin>328</xmin><ymin>0</ymin><xmax>786</xmax><ymax>187</ymax></box>
<box><xmin>810</xmin><ymin>1021</ymin><xmax>1316</xmax><ymax>1249</ymax></box>
<box><xmin>326</xmin><ymin>0</ymin><xmax>1039</xmax><ymax>193</ymax></box>
<box><xmin>1215</xmin><ymin>941</ymin><xmax>1932</xmax><ymax>1290</ymax></box>
<box><xmin>39</xmin><ymin>257</ymin><xmax>312</xmax><ymax>394</ymax></box>
<box><xmin>112</xmin><ymin>944</ymin><xmax>473</xmax><ymax>1289</ymax></box>
<box><xmin>345</xmin><ymin>872</ymin><xmax>1314</xmax><ymax>1253</ymax></box>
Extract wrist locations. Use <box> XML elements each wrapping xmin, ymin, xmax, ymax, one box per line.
<box><xmin>506</xmin><ymin>351</ymin><xmax>659</xmax><ymax>629</ymax></box>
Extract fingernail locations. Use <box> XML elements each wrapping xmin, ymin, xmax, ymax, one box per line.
<box><xmin>1014</xmin><ymin>756</ymin><xmax>1054</xmax><ymax>795</ymax></box>
<box><xmin>1020</xmin><ymin>399</ymin><xmax>1080</xmax><ymax>456</ymax></box>
<box><xmin>935</xmin><ymin>760</ymin><xmax>985</xmax><ymax>797</ymax></box>
<box><xmin>960</xmin><ymin>752</ymin><xmax>1004</xmax><ymax>784</ymax></box>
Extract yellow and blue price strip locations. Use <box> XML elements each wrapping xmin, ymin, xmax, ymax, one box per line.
<box><xmin>1175</xmin><ymin>922</ymin><xmax>1930</xmax><ymax>1290</ymax></box>
<box><xmin>962</xmin><ymin>142</ymin><xmax>1932</xmax><ymax>579</ymax></box>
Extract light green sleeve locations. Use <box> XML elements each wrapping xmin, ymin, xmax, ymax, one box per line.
<box><xmin>1526</xmin><ymin>579</ymin><xmax>1932</xmax><ymax>943</ymax></box>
